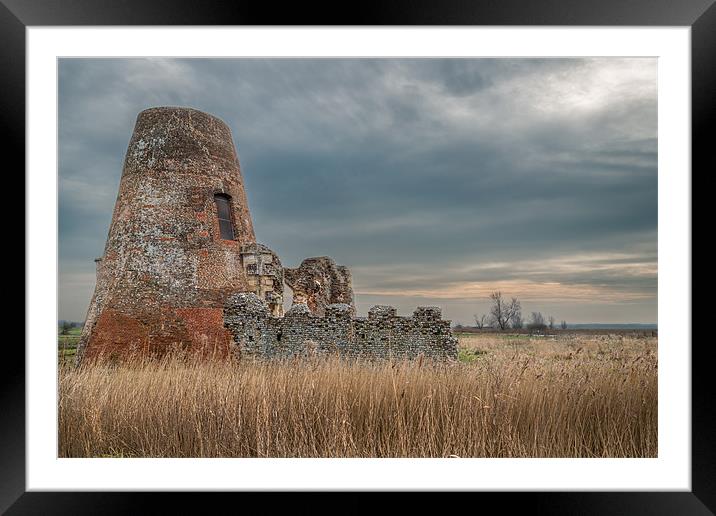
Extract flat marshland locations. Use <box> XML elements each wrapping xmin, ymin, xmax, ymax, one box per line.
<box><xmin>58</xmin><ymin>332</ymin><xmax>657</xmax><ymax>458</ymax></box>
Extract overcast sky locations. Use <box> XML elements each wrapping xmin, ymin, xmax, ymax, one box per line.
<box><xmin>59</xmin><ymin>58</ymin><xmax>657</xmax><ymax>325</ymax></box>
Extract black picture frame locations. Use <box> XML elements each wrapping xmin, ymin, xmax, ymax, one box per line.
<box><xmin>6</xmin><ymin>0</ymin><xmax>709</xmax><ymax>513</ymax></box>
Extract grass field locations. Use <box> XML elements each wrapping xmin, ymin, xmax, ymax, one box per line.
<box><xmin>58</xmin><ymin>326</ymin><xmax>81</xmax><ymax>362</ymax></box>
<box><xmin>58</xmin><ymin>331</ymin><xmax>657</xmax><ymax>458</ymax></box>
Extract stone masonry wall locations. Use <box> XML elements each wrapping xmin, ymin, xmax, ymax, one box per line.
<box><xmin>223</xmin><ymin>293</ymin><xmax>458</xmax><ymax>361</ymax></box>
<box><xmin>240</xmin><ymin>243</ymin><xmax>284</xmax><ymax>317</ymax></box>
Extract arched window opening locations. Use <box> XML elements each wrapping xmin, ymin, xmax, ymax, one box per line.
<box><xmin>214</xmin><ymin>194</ymin><xmax>235</xmax><ymax>240</ymax></box>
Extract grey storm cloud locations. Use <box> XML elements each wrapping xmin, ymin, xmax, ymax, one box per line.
<box><xmin>58</xmin><ymin>57</ymin><xmax>657</xmax><ymax>324</ymax></box>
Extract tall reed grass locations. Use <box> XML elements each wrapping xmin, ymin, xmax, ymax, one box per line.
<box><xmin>59</xmin><ymin>335</ymin><xmax>657</xmax><ymax>458</ymax></box>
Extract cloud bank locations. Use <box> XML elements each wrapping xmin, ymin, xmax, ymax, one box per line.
<box><xmin>59</xmin><ymin>58</ymin><xmax>657</xmax><ymax>324</ymax></box>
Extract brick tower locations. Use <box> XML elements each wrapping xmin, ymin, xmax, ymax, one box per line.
<box><xmin>76</xmin><ymin>107</ymin><xmax>257</xmax><ymax>362</ymax></box>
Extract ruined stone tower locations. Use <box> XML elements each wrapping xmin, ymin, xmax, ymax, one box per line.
<box><xmin>76</xmin><ymin>106</ymin><xmax>457</xmax><ymax>364</ymax></box>
<box><xmin>76</xmin><ymin>107</ymin><xmax>260</xmax><ymax>362</ymax></box>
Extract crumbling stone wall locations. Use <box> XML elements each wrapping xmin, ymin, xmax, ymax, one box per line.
<box><xmin>284</xmin><ymin>256</ymin><xmax>355</xmax><ymax>316</ymax></box>
<box><xmin>223</xmin><ymin>293</ymin><xmax>458</xmax><ymax>361</ymax></box>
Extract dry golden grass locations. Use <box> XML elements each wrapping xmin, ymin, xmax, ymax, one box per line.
<box><xmin>58</xmin><ymin>333</ymin><xmax>657</xmax><ymax>458</ymax></box>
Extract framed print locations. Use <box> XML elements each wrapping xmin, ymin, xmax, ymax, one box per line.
<box><xmin>7</xmin><ymin>0</ymin><xmax>711</xmax><ymax>512</ymax></box>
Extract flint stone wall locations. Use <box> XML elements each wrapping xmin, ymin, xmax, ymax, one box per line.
<box><xmin>223</xmin><ymin>293</ymin><xmax>458</xmax><ymax>360</ymax></box>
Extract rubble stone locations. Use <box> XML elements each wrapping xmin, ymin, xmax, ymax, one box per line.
<box><xmin>284</xmin><ymin>257</ymin><xmax>355</xmax><ymax>316</ymax></box>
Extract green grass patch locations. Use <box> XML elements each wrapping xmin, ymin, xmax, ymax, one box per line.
<box><xmin>58</xmin><ymin>329</ymin><xmax>81</xmax><ymax>350</ymax></box>
<box><xmin>58</xmin><ymin>337</ymin><xmax>79</xmax><ymax>350</ymax></box>
<box><xmin>458</xmin><ymin>348</ymin><xmax>488</xmax><ymax>363</ymax></box>
<box><xmin>58</xmin><ymin>347</ymin><xmax>77</xmax><ymax>366</ymax></box>
<box><xmin>58</xmin><ymin>326</ymin><xmax>82</xmax><ymax>336</ymax></box>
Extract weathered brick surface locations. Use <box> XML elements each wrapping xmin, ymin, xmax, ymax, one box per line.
<box><xmin>76</xmin><ymin>107</ymin><xmax>256</xmax><ymax>363</ymax></box>
<box><xmin>223</xmin><ymin>293</ymin><xmax>459</xmax><ymax>361</ymax></box>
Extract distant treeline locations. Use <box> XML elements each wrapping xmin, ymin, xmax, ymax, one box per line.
<box><xmin>58</xmin><ymin>320</ymin><xmax>83</xmax><ymax>328</ymax></box>
<box><xmin>453</xmin><ymin>326</ymin><xmax>657</xmax><ymax>336</ymax></box>
<box><xmin>566</xmin><ymin>323</ymin><xmax>657</xmax><ymax>330</ymax></box>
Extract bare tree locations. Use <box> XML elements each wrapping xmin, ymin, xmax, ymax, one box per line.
<box><xmin>474</xmin><ymin>314</ymin><xmax>488</xmax><ymax>329</ymax></box>
<box><xmin>560</xmin><ymin>320</ymin><xmax>568</xmax><ymax>330</ymax></box>
<box><xmin>511</xmin><ymin>312</ymin><xmax>524</xmax><ymax>329</ymax></box>
<box><xmin>527</xmin><ymin>312</ymin><xmax>547</xmax><ymax>333</ymax></box>
<box><xmin>488</xmin><ymin>291</ymin><xmax>521</xmax><ymax>330</ymax></box>
<box><xmin>548</xmin><ymin>315</ymin><xmax>555</xmax><ymax>330</ymax></box>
